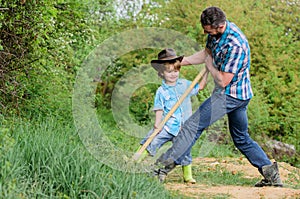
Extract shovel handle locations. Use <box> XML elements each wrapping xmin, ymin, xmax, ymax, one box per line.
<box><xmin>132</xmin><ymin>68</ymin><xmax>207</xmax><ymax>161</ymax></box>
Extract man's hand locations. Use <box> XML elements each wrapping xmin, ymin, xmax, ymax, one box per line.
<box><xmin>205</xmin><ymin>56</ymin><xmax>234</xmax><ymax>88</ymax></box>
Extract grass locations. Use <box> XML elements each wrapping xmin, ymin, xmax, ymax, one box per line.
<box><xmin>1</xmin><ymin>111</ymin><xmax>299</xmax><ymax>198</ymax></box>
<box><xmin>193</xmin><ymin>166</ymin><xmax>260</xmax><ymax>186</ymax></box>
<box><xmin>165</xmin><ymin>164</ymin><xmax>259</xmax><ymax>187</ymax></box>
<box><xmin>0</xmin><ymin>116</ymin><xmax>180</xmax><ymax>199</ymax></box>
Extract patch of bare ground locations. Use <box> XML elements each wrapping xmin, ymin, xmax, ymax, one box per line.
<box><xmin>164</xmin><ymin>157</ymin><xmax>300</xmax><ymax>199</ymax></box>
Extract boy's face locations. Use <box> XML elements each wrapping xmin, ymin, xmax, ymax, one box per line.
<box><xmin>162</xmin><ymin>64</ymin><xmax>179</xmax><ymax>85</ymax></box>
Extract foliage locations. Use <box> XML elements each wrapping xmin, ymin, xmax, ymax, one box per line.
<box><xmin>108</xmin><ymin>0</ymin><xmax>300</xmax><ymax>165</ymax></box>
<box><xmin>0</xmin><ymin>0</ymin><xmax>299</xmax><ymax>173</ymax></box>
<box><xmin>0</xmin><ymin>116</ymin><xmax>178</xmax><ymax>198</ymax></box>
<box><xmin>129</xmin><ymin>84</ymin><xmax>159</xmax><ymax>125</ymax></box>
<box><xmin>0</xmin><ymin>0</ymin><xmax>114</xmax><ymax>118</ymax></box>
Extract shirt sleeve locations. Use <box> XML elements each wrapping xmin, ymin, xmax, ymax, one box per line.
<box><xmin>221</xmin><ymin>45</ymin><xmax>245</xmax><ymax>74</ymax></box>
<box><xmin>186</xmin><ymin>80</ymin><xmax>199</xmax><ymax>96</ymax></box>
<box><xmin>190</xmin><ymin>83</ymin><xmax>199</xmax><ymax>96</ymax></box>
<box><xmin>153</xmin><ymin>88</ymin><xmax>164</xmax><ymax>111</ymax></box>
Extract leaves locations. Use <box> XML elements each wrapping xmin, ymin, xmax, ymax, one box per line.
<box><xmin>0</xmin><ymin>0</ymin><xmax>115</xmax><ymax>117</ymax></box>
<box><xmin>0</xmin><ymin>0</ymin><xmax>299</xmax><ymax>164</ymax></box>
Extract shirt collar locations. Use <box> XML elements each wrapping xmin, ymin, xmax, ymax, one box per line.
<box><xmin>222</xmin><ymin>20</ymin><xmax>230</xmax><ymax>39</ymax></box>
<box><xmin>161</xmin><ymin>79</ymin><xmax>182</xmax><ymax>89</ymax></box>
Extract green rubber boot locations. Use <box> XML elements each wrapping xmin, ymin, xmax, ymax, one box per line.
<box><xmin>135</xmin><ymin>146</ymin><xmax>149</xmax><ymax>163</ymax></box>
<box><xmin>182</xmin><ymin>164</ymin><xmax>196</xmax><ymax>184</ymax></box>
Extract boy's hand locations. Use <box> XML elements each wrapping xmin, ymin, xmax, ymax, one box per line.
<box><xmin>154</xmin><ymin>125</ymin><xmax>162</xmax><ymax>133</ymax></box>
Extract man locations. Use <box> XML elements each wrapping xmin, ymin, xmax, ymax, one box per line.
<box><xmin>153</xmin><ymin>6</ymin><xmax>283</xmax><ymax>187</ymax></box>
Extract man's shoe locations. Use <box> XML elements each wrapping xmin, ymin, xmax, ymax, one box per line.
<box><xmin>255</xmin><ymin>162</ymin><xmax>283</xmax><ymax>187</ymax></box>
<box><xmin>153</xmin><ymin>161</ymin><xmax>176</xmax><ymax>183</ymax></box>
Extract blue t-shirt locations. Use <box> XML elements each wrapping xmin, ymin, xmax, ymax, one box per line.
<box><xmin>206</xmin><ymin>20</ymin><xmax>253</xmax><ymax>100</ymax></box>
<box><xmin>153</xmin><ymin>78</ymin><xmax>199</xmax><ymax>136</ymax></box>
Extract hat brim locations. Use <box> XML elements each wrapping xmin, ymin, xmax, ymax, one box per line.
<box><xmin>151</xmin><ymin>55</ymin><xmax>184</xmax><ymax>71</ymax></box>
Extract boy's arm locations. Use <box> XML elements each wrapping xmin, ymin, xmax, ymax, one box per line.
<box><xmin>154</xmin><ymin>110</ymin><xmax>163</xmax><ymax>130</ymax></box>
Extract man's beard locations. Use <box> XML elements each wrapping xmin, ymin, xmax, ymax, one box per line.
<box><xmin>211</xmin><ymin>32</ymin><xmax>222</xmax><ymax>40</ymax></box>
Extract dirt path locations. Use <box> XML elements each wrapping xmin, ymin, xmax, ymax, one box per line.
<box><xmin>164</xmin><ymin>157</ymin><xmax>300</xmax><ymax>199</ymax></box>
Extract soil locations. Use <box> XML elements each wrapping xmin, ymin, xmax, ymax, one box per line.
<box><xmin>164</xmin><ymin>157</ymin><xmax>300</xmax><ymax>199</ymax></box>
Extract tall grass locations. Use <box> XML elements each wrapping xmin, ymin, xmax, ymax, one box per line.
<box><xmin>0</xmin><ymin>116</ymin><xmax>181</xmax><ymax>199</ymax></box>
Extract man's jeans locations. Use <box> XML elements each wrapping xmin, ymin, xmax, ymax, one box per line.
<box><xmin>141</xmin><ymin>128</ymin><xmax>192</xmax><ymax>166</ymax></box>
<box><xmin>157</xmin><ymin>92</ymin><xmax>271</xmax><ymax>170</ymax></box>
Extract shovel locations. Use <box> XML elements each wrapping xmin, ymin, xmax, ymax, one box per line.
<box><xmin>132</xmin><ymin>68</ymin><xmax>207</xmax><ymax>161</ymax></box>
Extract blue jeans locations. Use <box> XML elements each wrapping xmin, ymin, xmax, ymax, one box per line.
<box><xmin>158</xmin><ymin>92</ymin><xmax>271</xmax><ymax>170</ymax></box>
<box><xmin>141</xmin><ymin>128</ymin><xmax>192</xmax><ymax>166</ymax></box>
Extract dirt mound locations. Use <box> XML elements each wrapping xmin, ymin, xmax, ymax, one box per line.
<box><xmin>164</xmin><ymin>157</ymin><xmax>300</xmax><ymax>199</ymax></box>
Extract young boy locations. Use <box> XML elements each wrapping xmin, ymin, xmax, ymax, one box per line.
<box><xmin>135</xmin><ymin>48</ymin><xmax>208</xmax><ymax>183</ymax></box>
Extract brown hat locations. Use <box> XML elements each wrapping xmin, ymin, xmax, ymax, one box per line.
<box><xmin>151</xmin><ymin>48</ymin><xmax>184</xmax><ymax>71</ymax></box>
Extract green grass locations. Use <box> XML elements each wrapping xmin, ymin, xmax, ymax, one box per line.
<box><xmin>193</xmin><ymin>166</ymin><xmax>259</xmax><ymax>186</ymax></box>
<box><xmin>0</xmin><ymin>116</ymin><xmax>181</xmax><ymax>199</ymax></box>
<box><xmin>166</xmin><ymin>164</ymin><xmax>259</xmax><ymax>187</ymax></box>
<box><xmin>1</xmin><ymin>112</ymin><xmax>299</xmax><ymax>198</ymax></box>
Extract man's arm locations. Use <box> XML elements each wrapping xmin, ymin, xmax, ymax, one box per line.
<box><xmin>199</xmin><ymin>68</ymin><xmax>209</xmax><ymax>90</ymax></box>
<box><xmin>181</xmin><ymin>48</ymin><xmax>211</xmax><ymax>89</ymax></box>
<box><xmin>181</xmin><ymin>48</ymin><xmax>211</xmax><ymax>66</ymax></box>
<box><xmin>205</xmin><ymin>56</ymin><xmax>234</xmax><ymax>88</ymax></box>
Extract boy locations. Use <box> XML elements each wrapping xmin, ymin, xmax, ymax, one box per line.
<box><xmin>136</xmin><ymin>48</ymin><xmax>208</xmax><ymax>183</ymax></box>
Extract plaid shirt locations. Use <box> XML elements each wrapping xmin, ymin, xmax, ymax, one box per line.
<box><xmin>206</xmin><ymin>20</ymin><xmax>253</xmax><ymax>100</ymax></box>
<box><xmin>153</xmin><ymin>79</ymin><xmax>199</xmax><ymax>136</ymax></box>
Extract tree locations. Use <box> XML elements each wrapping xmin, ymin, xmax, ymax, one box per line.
<box><xmin>0</xmin><ymin>0</ymin><xmax>115</xmax><ymax>118</ymax></box>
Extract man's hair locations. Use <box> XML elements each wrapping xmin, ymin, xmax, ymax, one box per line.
<box><xmin>200</xmin><ymin>7</ymin><xmax>226</xmax><ymax>28</ymax></box>
<box><xmin>157</xmin><ymin>60</ymin><xmax>181</xmax><ymax>78</ymax></box>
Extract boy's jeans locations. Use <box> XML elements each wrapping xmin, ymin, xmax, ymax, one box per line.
<box><xmin>140</xmin><ymin>128</ymin><xmax>192</xmax><ymax>166</ymax></box>
<box><xmin>158</xmin><ymin>92</ymin><xmax>271</xmax><ymax>169</ymax></box>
